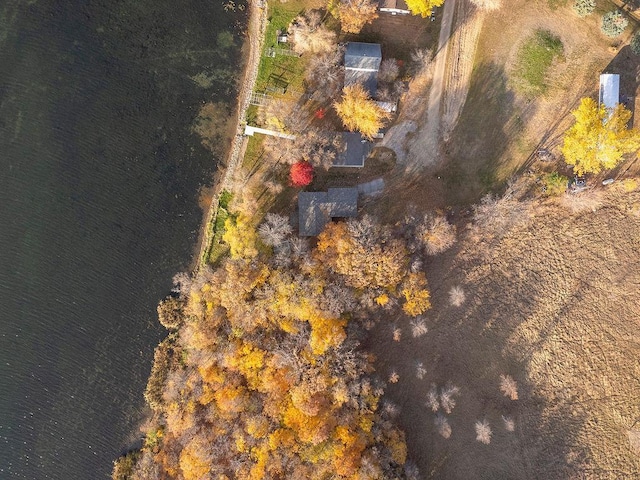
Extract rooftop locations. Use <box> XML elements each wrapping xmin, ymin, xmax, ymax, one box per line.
<box><xmin>334</xmin><ymin>132</ymin><xmax>373</xmax><ymax>168</ymax></box>
<box><xmin>344</xmin><ymin>42</ymin><xmax>382</xmax><ymax>96</ymax></box>
<box><xmin>298</xmin><ymin>188</ymin><xmax>358</xmax><ymax>236</ymax></box>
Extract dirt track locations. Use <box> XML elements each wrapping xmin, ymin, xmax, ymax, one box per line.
<box><xmin>382</xmin><ymin>0</ymin><xmax>484</xmax><ymax>172</ymax></box>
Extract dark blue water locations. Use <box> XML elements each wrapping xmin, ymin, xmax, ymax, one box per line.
<box><xmin>0</xmin><ymin>0</ymin><xmax>244</xmax><ymax>478</ymax></box>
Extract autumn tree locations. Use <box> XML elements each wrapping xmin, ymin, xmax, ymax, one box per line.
<box><xmin>561</xmin><ymin>97</ymin><xmax>640</xmax><ymax>175</ymax></box>
<box><xmin>405</xmin><ymin>0</ymin><xmax>445</xmax><ymax>17</ymax></box>
<box><xmin>222</xmin><ymin>213</ymin><xmax>260</xmax><ymax>259</ymax></box>
<box><xmin>335</xmin><ymin>0</ymin><xmax>378</xmax><ymax>34</ymax></box>
<box><xmin>290</xmin><ymin>11</ymin><xmax>337</xmax><ymax>55</ymax></box>
<box><xmin>290</xmin><ymin>161</ymin><xmax>314</xmax><ymax>186</ymax></box>
<box><xmin>334</xmin><ymin>84</ymin><xmax>391</xmax><ymax>140</ymax></box>
<box><xmin>306</xmin><ymin>48</ymin><xmax>345</xmax><ymax>102</ymax></box>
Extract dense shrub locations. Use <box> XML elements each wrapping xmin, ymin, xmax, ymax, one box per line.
<box><xmin>631</xmin><ymin>32</ymin><xmax>640</xmax><ymax>55</ymax></box>
<box><xmin>601</xmin><ymin>11</ymin><xmax>628</xmax><ymax>38</ymax></box>
<box><xmin>573</xmin><ymin>0</ymin><xmax>595</xmax><ymax>17</ymax></box>
<box><xmin>157</xmin><ymin>296</ymin><xmax>185</xmax><ymax>330</ymax></box>
<box><xmin>541</xmin><ymin>172</ymin><xmax>569</xmax><ymax>196</ymax></box>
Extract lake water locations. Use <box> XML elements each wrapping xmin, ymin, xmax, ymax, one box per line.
<box><xmin>0</xmin><ymin>0</ymin><xmax>244</xmax><ymax>478</ymax></box>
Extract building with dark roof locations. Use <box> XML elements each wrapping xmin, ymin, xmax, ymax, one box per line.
<box><xmin>298</xmin><ymin>188</ymin><xmax>358</xmax><ymax>236</ymax></box>
<box><xmin>344</xmin><ymin>42</ymin><xmax>382</xmax><ymax>97</ymax></box>
<box><xmin>333</xmin><ymin>132</ymin><xmax>372</xmax><ymax>168</ymax></box>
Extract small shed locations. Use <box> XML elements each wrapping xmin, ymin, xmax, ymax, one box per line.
<box><xmin>379</xmin><ymin>0</ymin><xmax>411</xmax><ymax>14</ymax></box>
<box><xmin>599</xmin><ymin>74</ymin><xmax>620</xmax><ymax>111</ymax></box>
<box><xmin>344</xmin><ymin>42</ymin><xmax>382</xmax><ymax>97</ymax></box>
<box><xmin>334</xmin><ymin>132</ymin><xmax>373</xmax><ymax>168</ymax></box>
<box><xmin>298</xmin><ymin>187</ymin><xmax>358</xmax><ymax>236</ymax></box>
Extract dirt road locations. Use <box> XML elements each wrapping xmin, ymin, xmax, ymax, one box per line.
<box><xmin>383</xmin><ymin>0</ymin><xmax>483</xmax><ymax>172</ymax></box>
<box><xmin>409</xmin><ymin>0</ymin><xmax>458</xmax><ymax>164</ymax></box>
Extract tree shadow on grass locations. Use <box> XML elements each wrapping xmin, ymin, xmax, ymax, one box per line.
<box><xmin>363</xmin><ymin>219</ymin><xmax>592</xmax><ymax>479</ymax></box>
<box><xmin>436</xmin><ymin>62</ymin><xmax>522</xmax><ymax>206</ymax></box>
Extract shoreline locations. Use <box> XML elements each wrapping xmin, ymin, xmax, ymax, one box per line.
<box><xmin>191</xmin><ymin>0</ymin><xmax>267</xmax><ymax>273</ymax></box>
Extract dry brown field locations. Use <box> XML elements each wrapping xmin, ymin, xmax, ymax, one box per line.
<box><xmin>366</xmin><ymin>184</ymin><xmax>640</xmax><ymax>479</ymax></box>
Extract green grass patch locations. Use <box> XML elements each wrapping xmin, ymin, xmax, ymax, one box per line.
<box><xmin>203</xmin><ymin>192</ymin><xmax>236</xmax><ymax>265</ymax></box>
<box><xmin>513</xmin><ymin>30</ymin><xmax>564</xmax><ymax>95</ymax></box>
<box><xmin>255</xmin><ymin>1</ymin><xmax>308</xmax><ymax>94</ymax></box>
<box><xmin>242</xmin><ymin>135</ymin><xmax>265</xmax><ymax>170</ymax></box>
<box><xmin>540</xmin><ymin>172</ymin><xmax>569</xmax><ymax>196</ymax></box>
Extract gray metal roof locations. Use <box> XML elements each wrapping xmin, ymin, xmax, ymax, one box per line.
<box><xmin>298</xmin><ymin>188</ymin><xmax>358</xmax><ymax>236</ymax></box>
<box><xmin>334</xmin><ymin>132</ymin><xmax>372</xmax><ymax>167</ymax></box>
<box><xmin>599</xmin><ymin>74</ymin><xmax>620</xmax><ymax>111</ymax></box>
<box><xmin>345</xmin><ymin>43</ymin><xmax>382</xmax><ymax>70</ymax></box>
<box><xmin>344</xmin><ymin>43</ymin><xmax>382</xmax><ymax>97</ymax></box>
<box><xmin>298</xmin><ymin>192</ymin><xmax>330</xmax><ymax>237</ymax></box>
<box><xmin>327</xmin><ymin>188</ymin><xmax>358</xmax><ymax>217</ymax></box>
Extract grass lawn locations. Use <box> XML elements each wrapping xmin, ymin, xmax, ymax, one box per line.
<box><xmin>513</xmin><ymin>29</ymin><xmax>564</xmax><ymax>96</ymax></box>
<box><xmin>254</xmin><ymin>1</ymin><xmax>309</xmax><ymax>94</ymax></box>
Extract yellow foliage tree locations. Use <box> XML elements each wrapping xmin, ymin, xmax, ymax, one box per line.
<box><xmin>561</xmin><ymin>97</ymin><xmax>640</xmax><ymax>175</ymax></box>
<box><xmin>179</xmin><ymin>439</ymin><xmax>210</xmax><ymax>480</ymax></box>
<box><xmin>316</xmin><ymin>222</ymin><xmax>407</xmax><ymax>290</ymax></box>
<box><xmin>336</xmin><ymin>0</ymin><xmax>378</xmax><ymax>34</ymax></box>
<box><xmin>401</xmin><ymin>272</ymin><xmax>432</xmax><ymax>316</ymax></box>
<box><xmin>222</xmin><ymin>213</ymin><xmax>260</xmax><ymax>259</ymax></box>
<box><xmin>308</xmin><ymin>315</ymin><xmax>347</xmax><ymax>356</ymax></box>
<box><xmin>405</xmin><ymin>0</ymin><xmax>445</xmax><ymax>17</ymax></box>
<box><xmin>334</xmin><ymin>84</ymin><xmax>391</xmax><ymax>140</ymax></box>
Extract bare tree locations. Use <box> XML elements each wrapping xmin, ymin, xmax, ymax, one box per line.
<box><xmin>410</xmin><ymin>48</ymin><xmax>433</xmax><ymax>74</ymax></box>
<box><xmin>502</xmin><ymin>415</ymin><xmax>515</xmax><ymax>432</ymax></box>
<box><xmin>434</xmin><ymin>414</ymin><xmax>452</xmax><ymax>439</ymax></box>
<box><xmin>411</xmin><ymin>318</ymin><xmax>428</xmax><ymax>338</ymax></box>
<box><xmin>499</xmin><ymin>374</ymin><xmax>519</xmax><ymax>400</ymax></box>
<box><xmin>290</xmin><ymin>12</ymin><xmax>337</xmax><ymax>55</ymax></box>
<box><xmin>416</xmin><ymin>362</ymin><xmax>427</xmax><ymax>380</ymax></box>
<box><xmin>266</xmin><ymin>128</ymin><xmax>340</xmax><ymax>168</ymax></box>
<box><xmin>306</xmin><ymin>48</ymin><xmax>344</xmax><ymax>102</ymax></box>
<box><xmin>475</xmin><ymin>419</ymin><xmax>493</xmax><ymax>444</ymax></box>
<box><xmin>440</xmin><ymin>384</ymin><xmax>460</xmax><ymax>414</ymax></box>
<box><xmin>426</xmin><ymin>383</ymin><xmax>440</xmax><ymax>412</ymax></box>
<box><xmin>392</xmin><ymin>325</ymin><xmax>402</xmax><ymax>342</ymax></box>
<box><xmin>378</xmin><ymin>58</ymin><xmax>400</xmax><ymax>83</ymax></box>
<box><xmin>258</xmin><ymin>212</ymin><xmax>292</xmax><ymax>248</ymax></box>
<box><xmin>449</xmin><ymin>285</ymin><xmax>466</xmax><ymax>307</ymax></box>
<box><xmin>382</xmin><ymin>400</ymin><xmax>400</xmax><ymax>418</ymax></box>
<box><xmin>473</xmin><ymin>185</ymin><xmax>532</xmax><ymax>237</ymax></box>
<box><xmin>389</xmin><ymin>370</ymin><xmax>400</xmax><ymax>383</ymax></box>
<box><xmin>419</xmin><ymin>213</ymin><xmax>456</xmax><ymax>255</ymax></box>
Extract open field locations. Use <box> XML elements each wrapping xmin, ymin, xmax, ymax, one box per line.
<box><xmin>367</xmin><ymin>185</ymin><xmax>640</xmax><ymax>479</ymax></box>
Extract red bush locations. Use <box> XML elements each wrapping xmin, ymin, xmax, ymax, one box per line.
<box><xmin>290</xmin><ymin>161</ymin><xmax>314</xmax><ymax>187</ymax></box>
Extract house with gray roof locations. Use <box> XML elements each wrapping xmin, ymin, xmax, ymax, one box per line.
<box><xmin>298</xmin><ymin>187</ymin><xmax>358</xmax><ymax>236</ymax></box>
<box><xmin>334</xmin><ymin>132</ymin><xmax>372</xmax><ymax>168</ymax></box>
<box><xmin>344</xmin><ymin>42</ymin><xmax>382</xmax><ymax>97</ymax></box>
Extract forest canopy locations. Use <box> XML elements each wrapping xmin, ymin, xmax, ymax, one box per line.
<box><xmin>118</xmin><ymin>214</ymin><xmax>437</xmax><ymax>480</ymax></box>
